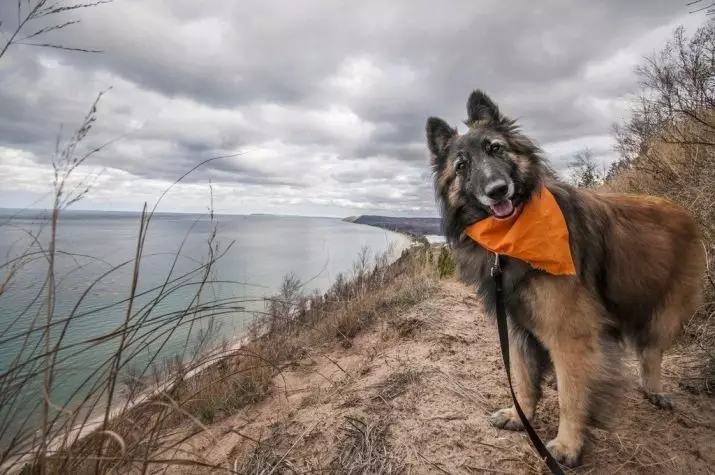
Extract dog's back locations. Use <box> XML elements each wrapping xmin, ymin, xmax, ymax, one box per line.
<box><xmin>554</xmin><ymin>183</ymin><xmax>706</xmax><ymax>352</ymax></box>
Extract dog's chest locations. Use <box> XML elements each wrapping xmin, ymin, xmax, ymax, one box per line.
<box><xmin>453</xmin><ymin>244</ymin><xmax>537</xmax><ymax>330</ymax></box>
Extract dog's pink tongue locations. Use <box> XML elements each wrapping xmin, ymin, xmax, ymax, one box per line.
<box><xmin>490</xmin><ymin>200</ymin><xmax>514</xmax><ymax>218</ymax></box>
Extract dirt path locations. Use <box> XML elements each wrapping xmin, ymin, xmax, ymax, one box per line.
<box><xmin>164</xmin><ymin>281</ymin><xmax>715</xmax><ymax>474</ymax></box>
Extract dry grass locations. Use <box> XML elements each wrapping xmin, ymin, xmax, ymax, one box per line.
<box><xmin>237</xmin><ymin>424</ymin><xmax>300</xmax><ymax>475</ymax></box>
<box><xmin>370</xmin><ymin>370</ymin><xmax>422</xmax><ymax>402</ymax></box>
<box><xmin>329</xmin><ymin>415</ymin><xmax>405</xmax><ymax>475</ymax></box>
<box><xmin>391</xmin><ymin>317</ymin><xmax>427</xmax><ymax>338</ymax></box>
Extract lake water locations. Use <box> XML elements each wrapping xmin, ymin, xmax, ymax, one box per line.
<box><xmin>0</xmin><ymin>209</ymin><xmax>412</xmax><ymax>446</ymax></box>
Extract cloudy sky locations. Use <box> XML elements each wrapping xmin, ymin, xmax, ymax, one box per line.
<box><xmin>0</xmin><ymin>1</ymin><xmax>709</xmax><ymax>217</ymax></box>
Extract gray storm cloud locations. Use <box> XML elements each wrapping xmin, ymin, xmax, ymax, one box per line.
<box><xmin>0</xmin><ymin>0</ymin><xmax>707</xmax><ymax>216</ymax></box>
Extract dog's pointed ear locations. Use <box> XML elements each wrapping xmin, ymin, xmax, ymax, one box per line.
<box><xmin>426</xmin><ymin>117</ymin><xmax>456</xmax><ymax>167</ymax></box>
<box><xmin>466</xmin><ymin>89</ymin><xmax>501</xmax><ymax>125</ymax></box>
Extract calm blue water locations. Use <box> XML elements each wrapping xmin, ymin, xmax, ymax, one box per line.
<box><xmin>0</xmin><ymin>208</ymin><xmax>411</xmax><ymax>445</ymax></box>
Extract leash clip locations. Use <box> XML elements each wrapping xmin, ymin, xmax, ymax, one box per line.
<box><xmin>490</xmin><ymin>253</ymin><xmax>502</xmax><ymax>277</ymax></box>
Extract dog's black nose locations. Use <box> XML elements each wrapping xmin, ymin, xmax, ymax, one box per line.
<box><xmin>485</xmin><ymin>181</ymin><xmax>509</xmax><ymax>200</ymax></box>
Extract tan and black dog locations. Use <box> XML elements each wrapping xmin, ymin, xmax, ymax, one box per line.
<box><xmin>425</xmin><ymin>90</ymin><xmax>706</xmax><ymax>467</ymax></box>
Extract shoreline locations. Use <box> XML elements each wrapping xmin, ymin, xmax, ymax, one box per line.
<box><xmin>343</xmin><ymin>220</ymin><xmax>434</xmax><ymax>245</ymax></box>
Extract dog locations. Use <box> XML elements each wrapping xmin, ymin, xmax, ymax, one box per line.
<box><xmin>425</xmin><ymin>89</ymin><xmax>706</xmax><ymax>467</ymax></box>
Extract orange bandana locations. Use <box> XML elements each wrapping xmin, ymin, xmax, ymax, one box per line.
<box><xmin>464</xmin><ymin>185</ymin><xmax>577</xmax><ymax>276</ymax></box>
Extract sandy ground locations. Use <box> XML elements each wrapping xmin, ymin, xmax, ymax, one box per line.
<box><xmin>155</xmin><ymin>281</ymin><xmax>715</xmax><ymax>475</ymax></box>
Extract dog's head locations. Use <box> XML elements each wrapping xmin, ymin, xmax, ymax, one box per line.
<box><xmin>426</xmin><ymin>90</ymin><xmax>548</xmax><ymax>232</ymax></box>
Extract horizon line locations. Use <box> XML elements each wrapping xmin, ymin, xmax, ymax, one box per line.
<box><xmin>0</xmin><ymin>206</ymin><xmax>440</xmax><ymax>220</ymax></box>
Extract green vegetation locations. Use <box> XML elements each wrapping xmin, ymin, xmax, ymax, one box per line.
<box><xmin>437</xmin><ymin>246</ymin><xmax>456</xmax><ymax>279</ymax></box>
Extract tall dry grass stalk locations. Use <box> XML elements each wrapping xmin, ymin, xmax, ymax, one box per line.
<box><xmin>0</xmin><ymin>0</ymin><xmax>112</xmax><ymax>61</ymax></box>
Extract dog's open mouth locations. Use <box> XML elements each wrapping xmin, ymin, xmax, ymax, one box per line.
<box><xmin>490</xmin><ymin>200</ymin><xmax>516</xmax><ymax>219</ymax></box>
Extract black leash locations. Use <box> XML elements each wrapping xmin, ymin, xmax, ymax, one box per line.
<box><xmin>491</xmin><ymin>253</ymin><xmax>565</xmax><ymax>475</ymax></box>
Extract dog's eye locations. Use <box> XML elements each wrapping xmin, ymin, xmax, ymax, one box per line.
<box><xmin>455</xmin><ymin>160</ymin><xmax>466</xmax><ymax>172</ymax></box>
<box><xmin>488</xmin><ymin>142</ymin><xmax>504</xmax><ymax>155</ymax></box>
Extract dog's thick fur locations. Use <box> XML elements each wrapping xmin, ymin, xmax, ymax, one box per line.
<box><xmin>425</xmin><ymin>90</ymin><xmax>706</xmax><ymax>467</ymax></box>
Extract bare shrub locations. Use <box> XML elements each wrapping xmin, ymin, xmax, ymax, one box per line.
<box><xmin>567</xmin><ymin>148</ymin><xmax>606</xmax><ymax>189</ymax></box>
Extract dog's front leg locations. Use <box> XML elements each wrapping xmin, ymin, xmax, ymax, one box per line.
<box><xmin>529</xmin><ymin>279</ymin><xmax>606</xmax><ymax>468</ymax></box>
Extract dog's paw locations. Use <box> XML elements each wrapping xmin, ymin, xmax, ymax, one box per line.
<box><xmin>645</xmin><ymin>391</ymin><xmax>674</xmax><ymax>410</ymax></box>
<box><xmin>546</xmin><ymin>437</ymin><xmax>583</xmax><ymax>468</ymax></box>
<box><xmin>489</xmin><ymin>407</ymin><xmax>525</xmax><ymax>431</ymax></box>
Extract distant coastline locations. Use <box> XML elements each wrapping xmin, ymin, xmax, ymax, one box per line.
<box><xmin>343</xmin><ymin>215</ymin><xmax>444</xmax><ymax>242</ymax></box>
